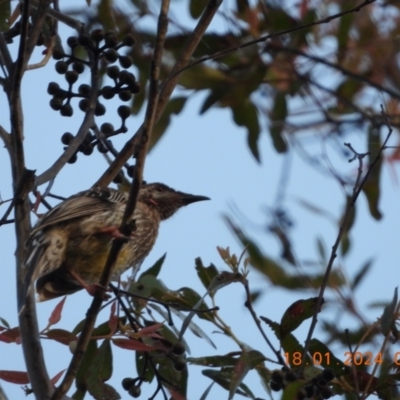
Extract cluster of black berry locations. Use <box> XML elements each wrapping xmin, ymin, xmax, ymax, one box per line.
<box><xmin>121</xmin><ymin>341</ymin><xmax>186</xmax><ymax>398</ymax></box>
<box><xmin>270</xmin><ymin>368</ymin><xmax>335</xmax><ymax>399</ymax></box>
<box><xmin>47</xmin><ymin>29</ymin><xmax>140</xmax><ymax>170</ymax></box>
<box><xmin>48</xmin><ymin>29</ymin><xmax>138</xmax><ymax>117</ymax></box>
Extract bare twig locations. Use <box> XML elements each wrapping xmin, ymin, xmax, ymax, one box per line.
<box><xmin>243</xmin><ymin>281</ymin><xmax>286</xmax><ymax>366</ymax></box>
<box><xmin>300</xmin><ymin>108</ymin><xmax>393</xmax><ymax>374</ymax></box>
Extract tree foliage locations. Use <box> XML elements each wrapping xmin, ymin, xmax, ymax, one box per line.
<box><xmin>1</xmin><ymin>0</ymin><xmax>400</xmax><ymax>399</ymax></box>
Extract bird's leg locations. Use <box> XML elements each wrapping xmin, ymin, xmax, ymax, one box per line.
<box><xmin>98</xmin><ymin>226</ymin><xmax>134</xmax><ymax>240</ymax></box>
<box><xmin>69</xmin><ymin>270</ymin><xmax>111</xmax><ymax>299</ymax></box>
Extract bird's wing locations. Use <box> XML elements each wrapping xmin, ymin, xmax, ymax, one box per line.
<box><xmin>30</xmin><ymin>188</ymin><xmax>127</xmax><ymax>236</ymax></box>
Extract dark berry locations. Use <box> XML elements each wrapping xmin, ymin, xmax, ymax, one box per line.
<box><xmin>50</xmin><ymin>97</ymin><xmax>63</xmax><ymax>111</ymax></box>
<box><xmin>270</xmin><ymin>380</ymin><xmax>282</xmax><ymax>391</ymax></box>
<box><xmin>113</xmin><ymin>171</ymin><xmax>124</xmax><ymax>184</ymax></box>
<box><xmin>47</xmin><ymin>82</ymin><xmax>60</xmax><ymax>95</ymax></box>
<box><xmin>118</xmin><ymin>70</ymin><xmax>131</xmax><ymax>84</ymax></box>
<box><xmin>127</xmin><ymin>385</ymin><xmax>141</xmax><ymax>398</ymax></box>
<box><xmin>97</xmin><ymin>142</ymin><xmax>109</xmax><ymax>153</ymax></box>
<box><xmin>126</xmin><ymin>165</ymin><xmax>135</xmax><ymax>177</ymax></box>
<box><xmin>91</xmin><ymin>29</ymin><xmax>104</xmax><ymax>43</ymax></box>
<box><xmin>107</xmin><ymin>65</ymin><xmax>120</xmax><ymax>79</ymax></box>
<box><xmin>95</xmin><ymin>102</ymin><xmax>106</xmax><ymax>116</ymax></box>
<box><xmin>78</xmin><ymin>33</ymin><xmax>94</xmax><ymax>48</ymax></box>
<box><xmin>73</xmin><ymin>61</ymin><xmax>85</xmax><ymax>74</ymax></box>
<box><xmin>304</xmin><ymin>384</ymin><xmax>316</xmax><ymax>398</ymax></box>
<box><xmin>118</xmin><ymin>105</ymin><xmax>131</xmax><ymax>119</ymax></box>
<box><xmin>101</xmin><ymin>86</ymin><xmax>115</xmax><ymax>99</ymax></box>
<box><xmin>122</xmin><ymin>377</ymin><xmax>135</xmax><ymax>391</ymax></box>
<box><xmin>118</xmin><ymin>90</ymin><xmax>132</xmax><ymax>102</ymax></box>
<box><xmin>322</xmin><ymin>368</ymin><xmax>335</xmax><ymax>381</ymax></box>
<box><xmin>129</xmin><ymin>81</ymin><xmax>140</xmax><ymax>94</ymax></box>
<box><xmin>271</xmin><ymin>370</ymin><xmax>284</xmax><ymax>384</ymax></box>
<box><xmin>55</xmin><ymin>61</ymin><xmax>68</xmax><ymax>74</ymax></box>
<box><xmin>119</xmin><ymin>55</ymin><xmax>133</xmax><ymax>69</ymax></box>
<box><xmin>65</xmin><ymin>70</ymin><xmax>79</xmax><ymax>85</ymax></box>
<box><xmin>320</xmin><ymin>386</ymin><xmax>333</xmax><ymax>399</ymax></box>
<box><xmin>172</xmin><ymin>342</ymin><xmax>185</xmax><ymax>356</ymax></box>
<box><xmin>52</xmin><ymin>48</ymin><xmax>64</xmax><ymax>60</ymax></box>
<box><xmin>104</xmin><ymin>49</ymin><xmax>119</xmax><ymax>63</ymax></box>
<box><xmin>67</xmin><ymin>153</ymin><xmax>78</xmax><ymax>164</ymax></box>
<box><xmin>78</xmin><ymin>84</ymin><xmax>91</xmax><ymax>96</ymax></box>
<box><xmin>122</xmin><ymin>34</ymin><xmax>135</xmax><ymax>47</ymax></box>
<box><xmin>104</xmin><ymin>32</ymin><xmax>118</xmax><ymax>48</ymax></box>
<box><xmin>36</xmin><ymin>33</ymin><xmax>45</xmax><ymax>46</ymax></box>
<box><xmin>100</xmin><ymin>123</ymin><xmax>114</xmax><ymax>135</ymax></box>
<box><xmin>79</xmin><ymin>98</ymin><xmax>89</xmax><ymax>112</ymax></box>
<box><xmin>285</xmin><ymin>370</ymin><xmax>297</xmax><ymax>382</ymax></box>
<box><xmin>60</xmin><ymin>104</ymin><xmax>73</xmax><ymax>117</ymax></box>
<box><xmin>67</xmin><ymin>36</ymin><xmax>79</xmax><ymax>48</ymax></box>
<box><xmin>173</xmin><ymin>358</ymin><xmax>186</xmax><ymax>371</ymax></box>
<box><xmin>296</xmin><ymin>389</ymin><xmax>307</xmax><ymax>400</ymax></box>
<box><xmin>82</xmin><ymin>144</ymin><xmax>94</xmax><ymax>156</ymax></box>
<box><xmin>61</xmin><ymin>132</ymin><xmax>74</xmax><ymax>145</ymax></box>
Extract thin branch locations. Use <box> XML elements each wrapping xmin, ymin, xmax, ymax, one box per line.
<box><xmin>300</xmin><ymin>109</ymin><xmax>393</xmax><ymax>374</ymax></box>
<box><xmin>94</xmin><ymin>0</ymin><xmax>223</xmax><ymax>187</ymax></box>
<box><xmin>243</xmin><ymin>281</ymin><xmax>286</xmax><ymax>366</ymax></box>
<box><xmin>0</xmin><ymin>32</ymin><xmax>13</xmax><ymax>80</ymax></box>
<box><xmin>29</xmin><ymin>0</ymin><xmax>84</xmax><ymax>32</ymax></box>
<box><xmin>165</xmin><ymin>0</ymin><xmax>376</xmax><ymax>83</ymax></box>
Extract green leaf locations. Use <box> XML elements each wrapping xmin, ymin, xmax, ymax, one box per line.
<box><xmin>229</xmin><ymin>350</ymin><xmax>265</xmax><ymax>400</ymax></box>
<box><xmin>308</xmin><ymin>338</ymin><xmax>346</xmax><ymax>375</ymax></box>
<box><xmin>269</xmin><ymin>92</ymin><xmax>288</xmax><ymax>153</ymax></box>
<box><xmin>87</xmin><ymin>339</ymin><xmax>113</xmax><ymax>383</ymax></box>
<box><xmin>189</xmin><ymin>0</ymin><xmax>205</xmax><ymax>19</ymax></box>
<box><xmin>97</xmin><ymin>0</ymin><xmax>116</xmax><ymax>31</ymax></box>
<box><xmin>202</xmin><ymin>368</ymin><xmax>253</xmax><ymax>397</ymax></box>
<box><xmin>138</xmin><ymin>253</ymin><xmax>166</xmax><ymax>280</ymax></box>
<box><xmin>195</xmin><ymin>258</ymin><xmax>219</xmax><ymax>292</ymax></box>
<box><xmin>232</xmin><ymin>100</ymin><xmax>261</xmax><ymax>162</ymax></box>
<box><xmin>381</xmin><ymin>287</ymin><xmax>398</xmax><ymax>337</ymax></box>
<box><xmin>362</xmin><ymin>125</ymin><xmax>382</xmax><ymax>220</ymax></box>
<box><xmin>280</xmin><ymin>297</ymin><xmax>324</xmax><ymax>338</ymax></box>
<box><xmin>199</xmin><ymin>382</ymin><xmax>214</xmax><ymax>400</ymax></box>
<box><xmin>281</xmin><ymin>381</ymin><xmax>304</xmax><ymax>400</ymax></box>
<box><xmin>351</xmin><ymin>258</ymin><xmax>373</xmax><ymax>290</ymax></box>
<box><xmin>0</xmin><ymin>0</ymin><xmax>10</xmax><ymax>31</ymax></box>
<box><xmin>75</xmin><ymin>340</ymin><xmax>98</xmax><ymax>392</ymax></box>
<box><xmin>187</xmin><ymin>355</ymin><xmax>238</xmax><ymax>367</ymax></box>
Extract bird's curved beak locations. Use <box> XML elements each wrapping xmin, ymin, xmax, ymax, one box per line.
<box><xmin>181</xmin><ymin>194</ymin><xmax>210</xmax><ymax>205</ymax></box>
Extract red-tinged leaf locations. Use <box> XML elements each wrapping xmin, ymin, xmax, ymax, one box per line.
<box><xmin>0</xmin><ymin>327</ymin><xmax>20</xmax><ymax>343</ymax></box>
<box><xmin>108</xmin><ymin>301</ymin><xmax>118</xmax><ymax>334</ymax></box>
<box><xmin>48</xmin><ymin>296</ymin><xmax>66</xmax><ymax>326</ymax></box>
<box><xmin>168</xmin><ymin>387</ymin><xmax>187</xmax><ymax>400</ymax></box>
<box><xmin>136</xmin><ymin>323</ymin><xmax>163</xmax><ymax>337</ymax></box>
<box><xmin>50</xmin><ymin>369</ymin><xmax>66</xmax><ymax>385</ymax></box>
<box><xmin>43</xmin><ymin>329</ymin><xmax>77</xmax><ymax>345</ymax></box>
<box><xmin>0</xmin><ymin>370</ymin><xmax>30</xmax><ymax>384</ymax></box>
<box><xmin>280</xmin><ymin>297</ymin><xmax>324</xmax><ymax>337</ymax></box>
<box><xmin>112</xmin><ymin>338</ymin><xmax>156</xmax><ymax>352</ymax></box>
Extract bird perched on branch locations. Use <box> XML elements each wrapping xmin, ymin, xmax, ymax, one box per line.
<box><xmin>19</xmin><ymin>183</ymin><xmax>209</xmax><ymax>312</ymax></box>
